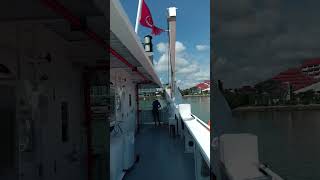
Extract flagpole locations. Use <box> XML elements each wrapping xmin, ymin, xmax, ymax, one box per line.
<box><xmin>135</xmin><ymin>0</ymin><xmax>143</xmax><ymax>33</ymax></box>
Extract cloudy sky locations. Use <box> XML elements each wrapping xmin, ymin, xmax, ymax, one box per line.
<box><xmin>213</xmin><ymin>0</ymin><xmax>320</xmax><ymax>88</ymax></box>
<box><xmin>120</xmin><ymin>0</ymin><xmax>210</xmax><ymax>89</ymax></box>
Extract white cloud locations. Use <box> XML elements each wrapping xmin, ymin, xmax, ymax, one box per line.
<box><xmin>156</xmin><ymin>42</ymin><xmax>167</xmax><ymax>53</ymax></box>
<box><xmin>154</xmin><ymin>54</ymin><xmax>169</xmax><ymax>72</ymax></box>
<box><xmin>155</xmin><ymin>41</ymin><xmax>186</xmax><ymax>53</ymax></box>
<box><xmin>154</xmin><ymin>41</ymin><xmax>210</xmax><ymax>89</ymax></box>
<box><xmin>196</xmin><ymin>45</ymin><xmax>209</xmax><ymax>51</ymax></box>
<box><xmin>194</xmin><ymin>70</ymin><xmax>210</xmax><ymax>81</ymax></box>
<box><xmin>176</xmin><ymin>63</ymin><xmax>199</xmax><ymax>74</ymax></box>
<box><xmin>176</xmin><ymin>41</ymin><xmax>186</xmax><ymax>53</ymax></box>
<box><xmin>176</xmin><ymin>57</ymin><xmax>189</xmax><ymax>67</ymax></box>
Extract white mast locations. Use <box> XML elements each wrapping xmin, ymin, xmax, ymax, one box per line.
<box><xmin>167</xmin><ymin>7</ymin><xmax>177</xmax><ymax>99</ymax></box>
<box><xmin>134</xmin><ymin>0</ymin><xmax>143</xmax><ymax>33</ymax></box>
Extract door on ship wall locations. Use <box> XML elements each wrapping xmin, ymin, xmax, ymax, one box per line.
<box><xmin>84</xmin><ymin>69</ymin><xmax>109</xmax><ymax>180</ymax></box>
<box><xmin>0</xmin><ymin>84</ymin><xmax>17</xmax><ymax>180</ymax></box>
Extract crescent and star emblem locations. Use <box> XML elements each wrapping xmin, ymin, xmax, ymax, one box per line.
<box><xmin>145</xmin><ymin>16</ymin><xmax>153</xmax><ymax>27</ymax></box>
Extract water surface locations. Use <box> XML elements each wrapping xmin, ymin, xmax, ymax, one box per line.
<box><xmin>182</xmin><ymin>96</ymin><xmax>210</xmax><ymax>123</ymax></box>
<box><xmin>230</xmin><ymin>110</ymin><xmax>320</xmax><ymax>180</ymax></box>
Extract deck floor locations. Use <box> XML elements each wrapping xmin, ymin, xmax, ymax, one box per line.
<box><xmin>123</xmin><ymin>125</ymin><xmax>195</xmax><ymax>180</ymax></box>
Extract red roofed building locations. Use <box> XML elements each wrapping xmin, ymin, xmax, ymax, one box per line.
<box><xmin>301</xmin><ymin>58</ymin><xmax>320</xmax><ymax>80</ymax></box>
<box><xmin>264</xmin><ymin>58</ymin><xmax>320</xmax><ymax>92</ymax></box>
<box><xmin>195</xmin><ymin>80</ymin><xmax>210</xmax><ymax>92</ymax></box>
<box><xmin>272</xmin><ymin>68</ymin><xmax>317</xmax><ymax>91</ymax></box>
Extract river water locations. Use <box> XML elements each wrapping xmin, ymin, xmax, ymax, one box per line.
<box><xmin>182</xmin><ymin>96</ymin><xmax>210</xmax><ymax>123</ymax></box>
<box><xmin>186</xmin><ymin>95</ymin><xmax>320</xmax><ymax>179</ymax></box>
<box><xmin>229</xmin><ymin>110</ymin><xmax>320</xmax><ymax>180</ymax></box>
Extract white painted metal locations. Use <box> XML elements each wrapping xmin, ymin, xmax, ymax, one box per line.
<box><xmin>178</xmin><ymin>104</ymin><xmax>194</xmax><ymax>120</ymax></box>
<box><xmin>194</xmin><ymin>144</ymin><xmax>210</xmax><ymax>180</ymax></box>
<box><xmin>192</xmin><ymin>114</ymin><xmax>210</xmax><ymax>130</ymax></box>
<box><xmin>123</xmin><ymin>132</ymin><xmax>135</xmax><ymax>170</ymax></box>
<box><xmin>184</xmin><ymin>130</ymin><xmax>195</xmax><ymax>153</ymax></box>
<box><xmin>167</xmin><ymin>8</ymin><xmax>177</xmax><ymax>99</ymax></box>
<box><xmin>134</xmin><ymin>0</ymin><xmax>143</xmax><ymax>33</ymax></box>
<box><xmin>213</xmin><ymin>134</ymin><xmax>284</xmax><ymax>180</ymax></box>
<box><xmin>178</xmin><ymin>104</ymin><xmax>210</xmax><ymax>166</ymax></box>
<box><xmin>219</xmin><ymin>134</ymin><xmax>262</xmax><ymax>180</ymax></box>
<box><xmin>259</xmin><ymin>164</ymin><xmax>284</xmax><ymax>180</ymax></box>
<box><xmin>183</xmin><ymin>118</ymin><xmax>210</xmax><ymax>166</ymax></box>
<box><xmin>110</xmin><ymin>136</ymin><xmax>124</xmax><ymax>180</ymax></box>
<box><xmin>109</xmin><ymin>68</ymin><xmax>138</xmax><ymax>180</ymax></box>
<box><xmin>110</xmin><ymin>0</ymin><xmax>162</xmax><ymax>87</ymax></box>
<box><xmin>168</xmin><ymin>7</ymin><xmax>177</xmax><ymax>17</ymax></box>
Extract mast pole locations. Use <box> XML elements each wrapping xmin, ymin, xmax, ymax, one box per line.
<box><xmin>167</xmin><ymin>7</ymin><xmax>177</xmax><ymax>99</ymax></box>
<box><xmin>134</xmin><ymin>0</ymin><xmax>143</xmax><ymax>33</ymax></box>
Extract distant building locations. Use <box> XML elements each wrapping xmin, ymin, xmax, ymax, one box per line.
<box><xmin>138</xmin><ymin>88</ymin><xmax>162</xmax><ymax>97</ymax></box>
<box><xmin>180</xmin><ymin>80</ymin><xmax>210</xmax><ymax>95</ymax></box>
<box><xmin>252</xmin><ymin>58</ymin><xmax>320</xmax><ymax>102</ymax></box>
<box><xmin>195</xmin><ymin>80</ymin><xmax>210</xmax><ymax>93</ymax></box>
<box><xmin>301</xmin><ymin>58</ymin><xmax>320</xmax><ymax>80</ymax></box>
<box><xmin>272</xmin><ymin>68</ymin><xmax>316</xmax><ymax>91</ymax></box>
<box><xmin>295</xmin><ymin>81</ymin><xmax>320</xmax><ymax>94</ymax></box>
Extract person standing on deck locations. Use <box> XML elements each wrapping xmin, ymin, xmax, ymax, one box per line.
<box><xmin>152</xmin><ymin>99</ymin><xmax>161</xmax><ymax>127</ymax></box>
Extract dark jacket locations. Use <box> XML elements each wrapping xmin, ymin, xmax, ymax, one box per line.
<box><xmin>152</xmin><ymin>100</ymin><xmax>161</xmax><ymax>111</ymax></box>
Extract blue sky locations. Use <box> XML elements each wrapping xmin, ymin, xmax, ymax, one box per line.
<box><xmin>119</xmin><ymin>0</ymin><xmax>210</xmax><ymax>89</ymax></box>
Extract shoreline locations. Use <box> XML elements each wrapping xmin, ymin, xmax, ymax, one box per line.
<box><xmin>182</xmin><ymin>94</ymin><xmax>210</xmax><ymax>97</ymax></box>
<box><xmin>233</xmin><ymin>104</ymin><xmax>320</xmax><ymax>112</ymax></box>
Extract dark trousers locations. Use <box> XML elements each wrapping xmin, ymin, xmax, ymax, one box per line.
<box><xmin>152</xmin><ymin>110</ymin><xmax>160</xmax><ymax>126</ymax></box>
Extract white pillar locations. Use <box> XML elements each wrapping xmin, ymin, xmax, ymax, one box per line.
<box><xmin>134</xmin><ymin>0</ymin><xmax>143</xmax><ymax>33</ymax></box>
<box><xmin>167</xmin><ymin>7</ymin><xmax>177</xmax><ymax>99</ymax></box>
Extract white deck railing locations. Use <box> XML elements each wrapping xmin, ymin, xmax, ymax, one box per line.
<box><xmin>177</xmin><ymin>104</ymin><xmax>210</xmax><ymax>167</ymax></box>
<box><xmin>176</xmin><ymin>104</ymin><xmax>210</xmax><ymax>180</ymax></box>
<box><xmin>181</xmin><ymin>113</ymin><xmax>210</xmax><ymax>166</ymax></box>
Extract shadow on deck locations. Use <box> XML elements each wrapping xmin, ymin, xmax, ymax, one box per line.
<box><xmin>123</xmin><ymin>125</ymin><xmax>195</xmax><ymax>180</ymax></box>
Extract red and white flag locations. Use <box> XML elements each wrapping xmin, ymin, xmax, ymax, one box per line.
<box><xmin>139</xmin><ymin>0</ymin><xmax>164</xmax><ymax>36</ymax></box>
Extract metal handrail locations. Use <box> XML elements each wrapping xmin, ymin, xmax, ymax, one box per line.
<box><xmin>191</xmin><ymin>114</ymin><xmax>210</xmax><ymax>130</ymax></box>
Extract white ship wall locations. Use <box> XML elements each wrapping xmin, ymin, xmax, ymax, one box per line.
<box><xmin>0</xmin><ymin>22</ymin><xmax>87</xmax><ymax>180</ymax></box>
<box><xmin>110</xmin><ymin>68</ymin><xmax>137</xmax><ymax>134</ymax></box>
<box><xmin>110</xmin><ymin>68</ymin><xmax>138</xmax><ymax>180</ymax></box>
